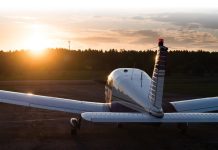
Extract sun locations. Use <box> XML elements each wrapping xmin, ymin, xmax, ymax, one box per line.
<box><xmin>26</xmin><ymin>33</ymin><xmax>48</xmax><ymax>55</ymax></box>
<box><xmin>25</xmin><ymin>24</ymin><xmax>51</xmax><ymax>55</ymax></box>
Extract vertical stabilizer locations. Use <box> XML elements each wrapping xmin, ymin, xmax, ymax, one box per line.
<box><xmin>148</xmin><ymin>39</ymin><xmax>168</xmax><ymax>118</ymax></box>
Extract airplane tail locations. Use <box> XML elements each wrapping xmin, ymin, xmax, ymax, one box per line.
<box><xmin>148</xmin><ymin>39</ymin><xmax>168</xmax><ymax>118</ymax></box>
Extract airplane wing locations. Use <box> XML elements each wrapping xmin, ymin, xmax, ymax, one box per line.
<box><xmin>82</xmin><ymin>112</ymin><xmax>218</xmax><ymax>123</ymax></box>
<box><xmin>170</xmin><ymin>97</ymin><xmax>218</xmax><ymax>112</ymax></box>
<box><xmin>0</xmin><ymin>90</ymin><xmax>110</xmax><ymax>114</ymax></box>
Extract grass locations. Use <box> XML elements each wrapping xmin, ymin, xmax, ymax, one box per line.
<box><xmin>0</xmin><ymin>71</ymin><xmax>217</xmax><ymax>97</ymax></box>
<box><xmin>164</xmin><ymin>75</ymin><xmax>218</xmax><ymax>97</ymax></box>
<box><xmin>0</xmin><ymin>70</ymin><xmax>110</xmax><ymax>81</ymax></box>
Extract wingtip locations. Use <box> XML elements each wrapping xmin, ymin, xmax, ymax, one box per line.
<box><xmin>81</xmin><ymin>112</ymin><xmax>92</xmax><ymax>122</ymax></box>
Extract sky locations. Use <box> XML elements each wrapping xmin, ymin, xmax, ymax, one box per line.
<box><xmin>0</xmin><ymin>0</ymin><xmax>218</xmax><ymax>51</ymax></box>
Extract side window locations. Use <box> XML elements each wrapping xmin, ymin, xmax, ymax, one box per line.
<box><xmin>105</xmin><ymin>78</ymin><xmax>113</xmax><ymax>103</ymax></box>
<box><xmin>107</xmin><ymin>78</ymin><xmax>113</xmax><ymax>89</ymax></box>
<box><xmin>105</xmin><ymin>75</ymin><xmax>113</xmax><ymax>103</ymax></box>
<box><xmin>105</xmin><ymin>86</ymin><xmax>112</xmax><ymax>103</ymax></box>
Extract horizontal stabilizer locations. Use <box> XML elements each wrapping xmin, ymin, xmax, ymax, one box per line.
<box><xmin>82</xmin><ymin>112</ymin><xmax>218</xmax><ymax>123</ymax></box>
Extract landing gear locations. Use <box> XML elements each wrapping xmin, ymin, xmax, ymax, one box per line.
<box><xmin>177</xmin><ymin>123</ymin><xmax>188</xmax><ymax>134</ymax></box>
<box><xmin>70</xmin><ymin>117</ymin><xmax>81</xmax><ymax>136</ymax></box>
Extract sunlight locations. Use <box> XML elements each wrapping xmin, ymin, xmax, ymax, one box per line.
<box><xmin>26</xmin><ymin>24</ymin><xmax>51</xmax><ymax>56</ymax></box>
<box><xmin>27</xmin><ymin>33</ymin><xmax>48</xmax><ymax>55</ymax></box>
<box><xmin>27</xmin><ymin>92</ymin><xmax>33</xmax><ymax>96</ymax></box>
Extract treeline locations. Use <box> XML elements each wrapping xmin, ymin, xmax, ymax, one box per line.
<box><xmin>0</xmin><ymin>48</ymin><xmax>217</xmax><ymax>80</ymax></box>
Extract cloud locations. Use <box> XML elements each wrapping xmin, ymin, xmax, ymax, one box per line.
<box><xmin>132</xmin><ymin>16</ymin><xmax>145</xmax><ymax>20</ymax></box>
<box><xmin>159</xmin><ymin>27</ymin><xmax>218</xmax><ymax>50</ymax></box>
<box><xmin>114</xmin><ymin>29</ymin><xmax>159</xmax><ymax>37</ymax></box>
<box><xmin>73</xmin><ymin>36</ymin><xmax>119</xmax><ymax>44</ymax></box>
<box><xmin>1</xmin><ymin>11</ymin><xmax>218</xmax><ymax>51</ymax></box>
<box><xmin>112</xmin><ymin>29</ymin><xmax>160</xmax><ymax>46</ymax></box>
<box><xmin>151</xmin><ymin>13</ymin><xmax>218</xmax><ymax>29</ymax></box>
<box><xmin>186</xmin><ymin>23</ymin><xmax>201</xmax><ymax>30</ymax></box>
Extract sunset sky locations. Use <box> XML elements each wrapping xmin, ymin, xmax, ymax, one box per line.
<box><xmin>0</xmin><ymin>0</ymin><xmax>218</xmax><ymax>51</ymax></box>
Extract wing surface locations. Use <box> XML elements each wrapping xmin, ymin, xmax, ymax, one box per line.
<box><xmin>170</xmin><ymin>97</ymin><xmax>218</xmax><ymax>112</ymax></box>
<box><xmin>0</xmin><ymin>90</ymin><xmax>109</xmax><ymax>113</ymax></box>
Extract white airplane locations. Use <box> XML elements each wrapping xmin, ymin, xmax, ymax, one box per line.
<box><xmin>0</xmin><ymin>39</ymin><xmax>218</xmax><ymax>135</ymax></box>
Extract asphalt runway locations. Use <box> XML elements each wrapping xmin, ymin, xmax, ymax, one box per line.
<box><xmin>0</xmin><ymin>80</ymin><xmax>218</xmax><ymax>150</ymax></box>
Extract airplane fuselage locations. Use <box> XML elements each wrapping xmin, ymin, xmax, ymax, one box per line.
<box><xmin>105</xmin><ymin>68</ymin><xmax>152</xmax><ymax>113</ymax></box>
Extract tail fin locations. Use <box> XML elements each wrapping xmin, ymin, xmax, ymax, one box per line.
<box><xmin>148</xmin><ymin>39</ymin><xmax>168</xmax><ymax>118</ymax></box>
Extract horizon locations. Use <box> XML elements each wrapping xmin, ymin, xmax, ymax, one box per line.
<box><xmin>1</xmin><ymin>48</ymin><xmax>218</xmax><ymax>53</ymax></box>
<box><xmin>0</xmin><ymin>0</ymin><xmax>218</xmax><ymax>52</ymax></box>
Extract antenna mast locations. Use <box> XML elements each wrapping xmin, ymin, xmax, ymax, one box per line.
<box><xmin>68</xmin><ymin>41</ymin><xmax>71</xmax><ymax>50</ymax></box>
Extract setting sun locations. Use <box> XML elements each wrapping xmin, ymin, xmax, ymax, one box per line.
<box><xmin>25</xmin><ymin>24</ymin><xmax>51</xmax><ymax>55</ymax></box>
<box><xmin>26</xmin><ymin>33</ymin><xmax>48</xmax><ymax>55</ymax></box>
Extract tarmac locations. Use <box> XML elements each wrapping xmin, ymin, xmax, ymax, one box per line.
<box><xmin>0</xmin><ymin>80</ymin><xmax>218</xmax><ymax>150</ymax></box>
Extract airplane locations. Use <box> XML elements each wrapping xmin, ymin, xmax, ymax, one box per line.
<box><xmin>0</xmin><ymin>38</ymin><xmax>218</xmax><ymax>135</ymax></box>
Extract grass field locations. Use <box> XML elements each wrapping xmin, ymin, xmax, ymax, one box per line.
<box><xmin>0</xmin><ymin>70</ymin><xmax>217</xmax><ymax>97</ymax></box>
<box><xmin>165</xmin><ymin>75</ymin><xmax>218</xmax><ymax>97</ymax></box>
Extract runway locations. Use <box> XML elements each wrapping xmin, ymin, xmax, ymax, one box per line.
<box><xmin>0</xmin><ymin>80</ymin><xmax>217</xmax><ymax>150</ymax></box>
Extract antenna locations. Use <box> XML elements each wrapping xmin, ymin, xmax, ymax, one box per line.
<box><xmin>140</xmin><ymin>72</ymin><xmax>143</xmax><ymax>87</ymax></box>
<box><xmin>131</xmin><ymin>63</ymin><xmax>136</xmax><ymax>80</ymax></box>
<box><xmin>68</xmin><ymin>41</ymin><xmax>71</xmax><ymax>50</ymax></box>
